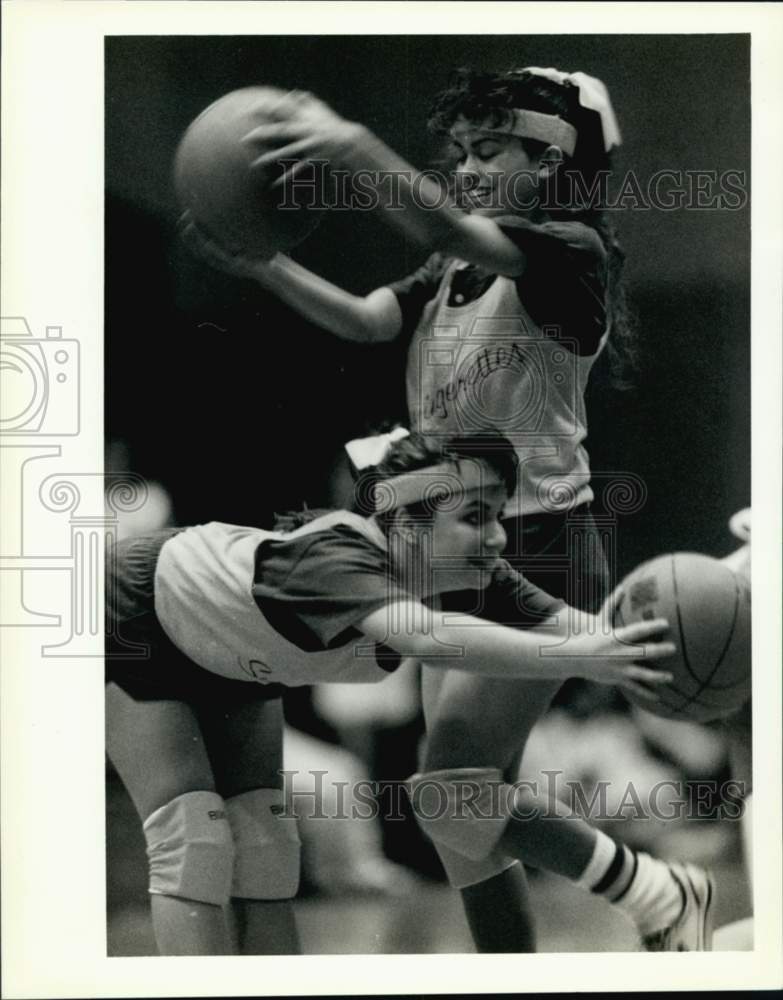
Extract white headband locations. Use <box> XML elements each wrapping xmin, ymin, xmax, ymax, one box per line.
<box><xmin>346</xmin><ymin>429</ymin><xmax>458</xmax><ymax>511</ymax></box>
<box><xmin>345</xmin><ymin>429</ymin><xmax>501</xmax><ymax>512</ymax></box>
<box><xmin>520</xmin><ymin>66</ymin><xmax>622</xmax><ymax>153</ymax></box>
<box><xmin>369</xmin><ymin>462</ymin><xmax>463</xmax><ymax>512</ymax></box>
<box><xmin>506</xmin><ymin>108</ymin><xmax>578</xmax><ymax>157</ymax></box>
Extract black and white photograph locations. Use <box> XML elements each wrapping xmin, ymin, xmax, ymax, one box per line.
<box><xmin>2</xmin><ymin>2</ymin><xmax>782</xmax><ymax>997</ymax></box>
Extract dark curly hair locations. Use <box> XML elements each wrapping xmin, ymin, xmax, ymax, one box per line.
<box><xmin>353</xmin><ymin>429</ymin><xmax>518</xmax><ymax>528</ymax></box>
<box><xmin>428</xmin><ymin>67</ymin><xmax>636</xmax><ymax>386</ymax></box>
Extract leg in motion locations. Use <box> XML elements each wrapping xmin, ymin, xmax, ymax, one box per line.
<box><xmin>418</xmin><ymin>665</ymin><xmax>563</xmax><ymax>952</ymax></box>
<box><xmin>415</xmin><ymin>668</ymin><xmax>713</xmax><ymax>950</ymax></box>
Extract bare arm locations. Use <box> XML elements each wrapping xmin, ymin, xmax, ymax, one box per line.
<box><xmin>243</xmin><ymin>93</ymin><xmax>528</xmax><ymax>277</ymax></box>
<box><xmin>357</xmin><ymin>599</ymin><xmax>676</xmax><ymax>696</ymax></box>
<box><xmin>180</xmin><ymin>218</ymin><xmax>402</xmax><ymax>344</ymax></box>
<box><xmin>252</xmin><ymin>254</ymin><xmax>402</xmax><ymax>343</ymax></box>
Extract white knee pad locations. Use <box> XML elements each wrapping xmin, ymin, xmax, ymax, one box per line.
<box><xmin>143</xmin><ymin>790</ymin><xmax>235</xmax><ymax>905</ymax></box>
<box><xmin>407</xmin><ymin>768</ymin><xmax>516</xmax><ymax>888</ymax></box>
<box><xmin>225</xmin><ymin>788</ymin><xmax>301</xmax><ymax>900</ymax></box>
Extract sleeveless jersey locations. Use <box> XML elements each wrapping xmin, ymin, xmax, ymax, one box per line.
<box><xmin>405</xmin><ymin>260</ymin><xmax>607</xmax><ymax>518</ymax></box>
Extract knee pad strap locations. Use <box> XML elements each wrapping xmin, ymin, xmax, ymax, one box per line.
<box><xmin>433</xmin><ymin>841</ymin><xmax>520</xmax><ymax>890</ymax></box>
<box><xmin>143</xmin><ymin>790</ymin><xmax>234</xmax><ymax>905</ymax></box>
<box><xmin>225</xmin><ymin>788</ymin><xmax>301</xmax><ymax>900</ymax></box>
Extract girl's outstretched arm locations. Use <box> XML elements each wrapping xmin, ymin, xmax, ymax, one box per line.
<box><xmin>357</xmin><ymin>599</ymin><xmax>676</xmax><ymax>699</ymax></box>
<box><xmin>242</xmin><ymin>92</ymin><xmax>528</xmax><ymax>276</ymax></box>
<box><xmin>180</xmin><ymin>213</ymin><xmax>402</xmax><ymax>344</ymax></box>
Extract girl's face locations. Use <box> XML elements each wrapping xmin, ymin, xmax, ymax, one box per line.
<box><xmin>390</xmin><ymin>464</ymin><xmax>509</xmax><ymax>595</ymax></box>
<box><xmin>449</xmin><ymin>115</ymin><xmax>543</xmax><ymax>218</ymax></box>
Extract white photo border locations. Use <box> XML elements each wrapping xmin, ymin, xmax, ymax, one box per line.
<box><xmin>2</xmin><ymin>1</ymin><xmax>781</xmax><ymax>996</ymax></box>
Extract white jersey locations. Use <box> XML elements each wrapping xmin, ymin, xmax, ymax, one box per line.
<box><xmin>405</xmin><ymin>260</ymin><xmax>607</xmax><ymax>518</ymax></box>
<box><xmin>389</xmin><ymin>218</ymin><xmax>610</xmax><ymax>518</ymax></box>
<box><xmin>153</xmin><ymin>514</ymin><xmax>403</xmax><ymax>687</ymax></box>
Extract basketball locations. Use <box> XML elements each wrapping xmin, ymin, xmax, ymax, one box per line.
<box><xmin>613</xmin><ymin>552</ymin><xmax>751</xmax><ymax>722</ymax></box>
<box><xmin>174</xmin><ymin>86</ymin><xmax>325</xmax><ymax>257</ymax></box>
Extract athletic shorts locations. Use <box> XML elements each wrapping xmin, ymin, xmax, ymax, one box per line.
<box><xmin>105</xmin><ymin>529</ymin><xmax>284</xmax><ymax>704</ymax></box>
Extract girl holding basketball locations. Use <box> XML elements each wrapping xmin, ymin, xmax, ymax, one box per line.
<box><xmin>106</xmin><ymin>430</ymin><xmax>675</xmax><ymax>956</ymax></box>
<box><xmin>182</xmin><ymin>68</ymin><xmax>713</xmax><ymax>951</ymax></box>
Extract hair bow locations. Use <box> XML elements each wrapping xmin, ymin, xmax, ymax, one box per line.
<box><xmin>522</xmin><ymin>66</ymin><xmax>622</xmax><ymax>152</ymax></box>
<box><xmin>344</xmin><ymin>426</ymin><xmax>410</xmax><ymax>472</ymax></box>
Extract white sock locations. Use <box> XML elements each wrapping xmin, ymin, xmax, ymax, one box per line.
<box><xmin>611</xmin><ymin>852</ymin><xmax>685</xmax><ymax>936</ymax></box>
<box><xmin>574</xmin><ymin>833</ymin><xmax>684</xmax><ymax>936</ymax></box>
<box><xmin>574</xmin><ymin>829</ymin><xmax>618</xmax><ymax>891</ymax></box>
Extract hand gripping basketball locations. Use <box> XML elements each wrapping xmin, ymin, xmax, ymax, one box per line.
<box><xmin>611</xmin><ymin>553</ymin><xmax>751</xmax><ymax>721</ymax></box>
<box><xmin>541</xmin><ymin>594</ymin><xmax>677</xmax><ymax>697</ymax></box>
<box><xmin>178</xmin><ymin>210</ymin><xmax>278</xmax><ymax>278</ymax></box>
<box><xmin>241</xmin><ymin>90</ymin><xmax>368</xmax><ymax>188</ymax></box>
<box><xmin>174</xmin><ymin>86</ymin><xmax>327</xmax><ymax>257</ymax></box>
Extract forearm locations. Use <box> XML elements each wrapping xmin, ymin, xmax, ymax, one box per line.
<box><xmin>537</xmin><ymin>606</ymin><xmax>598</xmax><ymax>638</ymax></box>
<box><xmin>253</xmin><ymin>254</ymin><xmax>399</xmax><ymax>343</ymax></box>
<box><xmin>359</xmin><ymin>600</ymin><xmax>674</xmax><ymax>690</ymax></box>
<box><xmin>337</xmin><ymin>126</ymin><xmax>525</xmax><ymax>275</ymax></box>
<box><xmin>244</xmin><ymin>96</ymin><xmax>525</xmax><ymax>275</ymax></box>
<box><xmin>400</xmin><ymin>607</ymin><xmax>571</xmax><ymax>681</ymax></box>
<box><xmin>429</xmin><ymin>624</ymin><xmax>571</xmax><ymax>680</ymax></box>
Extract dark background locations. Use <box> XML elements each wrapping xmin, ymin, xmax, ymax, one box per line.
<box><xmin>105</xmin><ymin>34</ymin><xmax>750</xmax><ymax>576</ymax></box>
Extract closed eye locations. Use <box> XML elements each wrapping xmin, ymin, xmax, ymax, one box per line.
<box><xmin>463</xmin><ymin>506</ymin><xmax>504</xmax><ymax>527</ymax></box>
<box><xmin>448</xmin><ymin>137</ymin><xmax>505</xmax><ymax>166</ymax></box>
<box><xmin>473</xmin><ymin>139</ymin><xmax>504</xmax><ymax>160</ymax></box>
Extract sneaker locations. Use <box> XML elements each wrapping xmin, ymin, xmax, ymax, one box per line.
<box><xmin>643</xmin><ymin>863</ymin><xmax>715</xmax><ymax>951</ymax></box>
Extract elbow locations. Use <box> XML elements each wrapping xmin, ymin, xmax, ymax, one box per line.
<box><xmin>332</xmin><ymin>305</ymin><xmax>390</xmax><ymax>344</ymax></box>
<box><xmin>349</xmin><ymin>316</ymin><xmax>397</xmax><ymax>344</ymax></box>
<box><xmin>390</xmin><ymin>630</ymin><xmax>434</xmax><ymax>661</ymax></box>
<box><xmin>354</xmin><ymin>292</ymin><xmax>402</xmax><ymax>343</ymax></box>
<box><xmin>369</xmin><ymin>317</ymin><xmax>402</xmax><ymax>343</ymax></box>
<box><xmin>408</xmin><ymin>625</ymin><xmax>469</xmax><ymax>664</ymax></box>
<box><xmin>386</xmin><ymin>628</ymin><xmax>454</xmax><ymax>663</ymax></box>
<box><xmin>345</xmin><ymin>316</ymin><xmax>379</xmax><ymax>344</ymax></box>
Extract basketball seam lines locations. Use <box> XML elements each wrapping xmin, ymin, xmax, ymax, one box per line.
<box><xmin>677</xmin><ymin>567</ymin><xmax>743</xmax><ymax>714</ymax></box>
<box><xmin>669</xmin><ymin>557</ymin><xmax>700</xmax><ymax>717</ymax></box>
<box><xmin>670</xmin><ymin>556</ymin><xmax>698</xmax><ymax>684</ymax></box>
